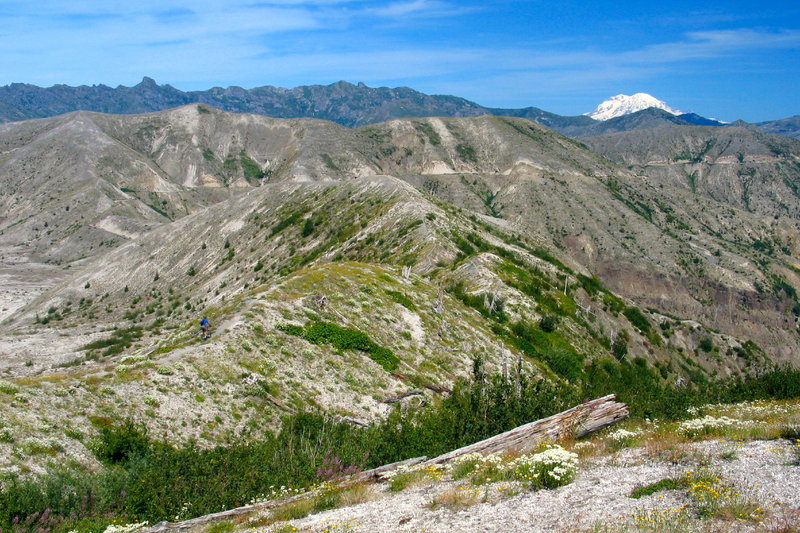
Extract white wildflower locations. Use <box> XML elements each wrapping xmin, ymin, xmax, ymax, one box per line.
<box><xmin>678</xmin><ymin>415</ymin><xmax>744</xmax><ymax>437</ymax></box>
<box><xmin>608</xmin><ymin>428</ymin><xmax>638</xmax><ymax>442</ymax></box>
<box><xmin>102</xmin><ymin>522</ymin><xmax>148</xmax><ymax>533</ymax></box>
<box><xmin>509</xmin><ymin>444</ymin><xmax>578</xmax><ymax>489</ymax></box>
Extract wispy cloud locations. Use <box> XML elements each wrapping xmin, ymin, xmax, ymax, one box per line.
<box><xmin>371</xmin><ymin>0</ymin><xmax>451</xmax><ymax>17</ymax></box>
<box><xmin>621</xmin><ymin>29</ymin><xmax>800</xmax><ymax>64</ymax></box>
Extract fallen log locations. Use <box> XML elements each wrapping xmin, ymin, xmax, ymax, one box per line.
<box><xmin>382</xmin><ymin>390</ymin><xmax>424</xmax><ymax>403</ymax></box>
<box><xmin>140</xmin><ymin>456</ymin><xmax>430</xmax><ymax>533</ymax></box>
<box><xmin>345</xmin><ymin>456</ymin><xmax>427</xmax><ymax>484</ymax></box>
<box><xmin>424</xmin><ymin>394</ymin><xmax>628</xmax><ymax>465</ymax></box>
<box><xmin>140</xmin><ymin>395</ymin><xmax>626</xmax><ymax>533</ymax></box>
<box><xmin>334</xmin><ymin>415</ymin><xmax>370</xmax><ymax>427</ymax></box>
<box><xmin>422</xmin><ymin>382</ymin><xmax>451</xmax><ymax>394</ymax></box>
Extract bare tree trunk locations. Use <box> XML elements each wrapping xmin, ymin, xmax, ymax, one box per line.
<box><xmin>423</xmin><ymin>394</ymin><xmax>628</xmax><ymax>465</ymax></box>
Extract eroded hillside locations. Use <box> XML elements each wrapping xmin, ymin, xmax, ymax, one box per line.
<box><xmin>0</xmin><ymin>107</ymin><xmax>799</xmax><ymax>474</ymax></box>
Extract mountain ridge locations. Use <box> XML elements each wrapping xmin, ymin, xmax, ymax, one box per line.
<box><xmin>0</xmin><ymin>78</ymin><xmax>789</xmax><ymax>138</ymax></box>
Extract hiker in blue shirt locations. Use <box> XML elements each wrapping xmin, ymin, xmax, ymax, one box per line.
<box><xmin>200</xmin><ymin>316</ymin><xmax>210</xmax><ymax>339</ymax></box>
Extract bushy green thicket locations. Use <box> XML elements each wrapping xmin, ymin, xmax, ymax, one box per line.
<box><xmin>277</xmin><ymin>320</ymin><xmax>398</xmax><ymax>371</ymax></box>
<box><xmin>448</xmin><ymin>281</ymin><xmax>507</xmax><ymax>322</ymax></box>
<box><xmin>582</xmin><ymin>357</ymin><xmax>699</xmax><ymax>419</ymax></box>
<box><xmin>367</xmin><ymin>358</ymin><xmax>578</xmax><ymax>464</ymax></box>
<box><xmin>720</xmin><ymin>365</ymin><xmax>800</xmax><ymax>401</ymax></box>
<box><xmin>0</xmin><ymin>414</ymin><xmax>374</xmax><ymax>532</ymax></box>
<box><xmin>3</xmin><ymin>363</ymin><xmax>800</xmax><ymax>533</ymax></box>
<box><xmin>80</xmin><ymin>327</ymin><xmax>143</xmax><ymax>357</ymax></box>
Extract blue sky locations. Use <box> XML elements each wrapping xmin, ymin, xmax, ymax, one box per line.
<box><xmin>1</xmin><ymin>1</ymin><xmax>799</xmax><ymax>122</ymax></box>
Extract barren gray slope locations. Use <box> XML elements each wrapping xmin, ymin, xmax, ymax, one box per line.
<box><xmin>2</xmin><ymin>108</ymin><xmax>799</xmax><ymax>365</ymax></box>
<box><xmin>583</xmin><ymin>125</ymin><xmax>800</xmax><ymax>218</ymax></box>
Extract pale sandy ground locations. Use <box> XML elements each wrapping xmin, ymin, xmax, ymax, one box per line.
<box><xmin>0</xmin><ymin>256</ymin><xmax>89</xmax><ymax>376</ymax></box>
<box><xmin>0</xmin><ymin>259</ymin><xmax>67</xmax><ymax>322</ymax></box>
<box><xmin>262</xmin><ymin>440</ymin><xmax>800</xmax><ymax>533</ymax></box>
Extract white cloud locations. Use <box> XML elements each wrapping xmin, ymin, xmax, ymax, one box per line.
<box><xmin>372</xmin><ymin>0</ymin><xmax>446</xmax><ymax>17</ymax></box>
<box><xmin>621</xmin><ymin>29</ymin><xmax>800</xmax><ymax>64</ymax></box>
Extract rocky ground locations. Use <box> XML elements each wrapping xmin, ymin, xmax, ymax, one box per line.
<box><xmin>0</xmin><ymin>256</ymin><xmax>68</xmax><ymax>323</ymax></box>
<box><xmin>250</xmin><ymin>438</ymin><xmax>800</xmax><ymax>533</ymax></box>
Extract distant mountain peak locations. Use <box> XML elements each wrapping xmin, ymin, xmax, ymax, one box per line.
<box><xmin>585</xmin><ymin>93</ymin><xmax>682</xmax><ymax>121</ymax></box>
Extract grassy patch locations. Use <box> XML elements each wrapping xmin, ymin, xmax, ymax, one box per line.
<box><xmin>277</xmin><ymin>320</ymin><xmax>399</xmax><ymax>372</ymax></box>
<box><xmin>428</xmin><ymin>486</ymin><xmax>481</xmax><ymax>511</ymax></box>
<box><xmin>240</xmin><ymin>152</ymin><xmax>265</xmax><ymax>180</ymax></box>
<box><xmin>414</xmin><ymin>121</ymin><xmax>441</xmax><ymax>145</ymax></box>
<box><xmin>81</xmin><ymin>327</ymin><xmax>143</xmax><ymax>357</ymax></box>
<box><xmin>630</xmin><ymin>477</ymin><xmax>687</xmax><ymax>498</ymax></box>
<box><xmin>385</xmin><ymin>290</ymin><xmax>416</xmax><ymax>311</ymax></box>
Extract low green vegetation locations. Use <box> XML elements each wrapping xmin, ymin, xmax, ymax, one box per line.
<box><xmin>80</xmin><ymin>326</ymin><xmax>144</xmax><ymax>357</ymax></box>
<box><xmin>448</xmin><ymin>280</ymin><xmax>506</xmax><ymax>322</ymax></box>
<box><xmin>240</xmin><ymin>151</ymin><xmax>265</xmax><ymax>180</ymax></box>
<box><xmin>455</xmin><ymin>143</ymin><xmax>478</xmax><ymax>163</ymax></box>
<box><xmin>630</xmin><ymin>476</ymin><xmax>686</xmax><ymax>498</ymax></box>
<box><xmin>414</xmin><ymin>121</ymin><xmax>441</xmax><ymax>145</ymax></box>
<box><xmin>277</xmin><ymin>320</ymin><xmax>399</xmax><ymax>371</ymax></box>
<box><xmin>385</xmin><ymin>289</ymin><xmax>416</xmax><ymax>310</ymax></box>
<box><xmin>2</xmin><ymin>364</ymin><xmax>800</xmax><ymax>532</ymax></box>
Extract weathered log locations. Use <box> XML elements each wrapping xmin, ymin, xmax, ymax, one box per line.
<box><xmin>422</xmin><ymin>382</ymin><xmax>451</xmax><ymax>394</ymax></box>
<box><xmin>141</xmin><ymin>489</ymin><xmax>311</xmax><ymax>533</ymax></box>
<box><xmin>382</xmin><ymin>390</ymin><xmax>424</xmax><ymax>403</ymax></box>
<box><xmin>262</xmin><ymin>392</ymin><xmax>294</xmax><ymax>413</ymax></box>
<box><xmin>423</xmin><ymin>394</ymin><xmax>628</xmax><ymax>465</ymax></box>
<box><xmin>335</xmin><ymin>415</ymin><xmax>369</xmax><ymax>427</ymax></box>
<box><xmin>140</xmin><ymin>395</ymin><xmax>626</xmax><ymax>533</ymax></box>
<box><xmin>345</xmin><ymin>456</ymin><xmax>427</xmax><ymax>484</ymax></box>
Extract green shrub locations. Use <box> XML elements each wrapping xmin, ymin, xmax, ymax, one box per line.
<box><xmin>698</xmin><ymin>337</ymin><xmax>715</xmax><ymax>352</ymax></box>
<box><xmin>507</xmin><ymin>321</ymin><xmax>583</xmax><ymax>380</ymax></box>
<box><xmin>539</xmin><ymin>315</ymin><xmax>559</xmax><ymax>333</ymax></box>
<box><xmin>630</xmin><ymin>477</ymin><xmax>686</xmax><ymax>498</ymax></box>
<box><xmin>278</xmin><ymin>320</ymin><xmax>399</xmax><ymax>371</ymax></box>
<box><xmin>414</xmin><ymin>122</ymin><xmax>441</xmax><ymax>145</ymax></box>
<box><xmin>81</xmin><ymin>327</ymin><xmax>143</xmax><ymax>355</ymax></box>
<box><xmin>240</xmin><ymin>152</ymin><xmax>265</xmax><ymax>180</ymax></box>
<box><xmin>612</xmin><ymin>330</ymin><xmax>629</xmax><ymax>361</ymax></box>
<box><xmin>301</xmin><ymin>218</ymin><xmax>315</xmax><ymax>237</ymax></box>
<box><xmin>455</xmin><ymin>143</ymin><xmax>478</xmax><ymax>163</ymax></box>
<box><xmin>448</xmin><ymin>281</ymin><xmax>506</xmax><ymax>322</ymax></box>
<box><xmin>92</xmin><ymin>419</ymin><xmax>150</xmax><ymax>465</ymax></box>
<box><xmin>623</xmin><ymin>307</ymin><xmax>651</xmax><ymax>333</ymax></box>
<box><xmin>385</xmin><ymin>290</ymin><xmax>416</xmax><ymax>310</ymax></box>
<box><xmin>577</xmin><ymin>274</ymin><xmax>605</xmax><ymax>295</ymax></box>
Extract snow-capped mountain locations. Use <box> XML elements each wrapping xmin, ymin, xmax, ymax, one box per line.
<box><xmin>585</xmin><ymin>93</ymin><xmax>682</xmax><ymax>121</ymax></box>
